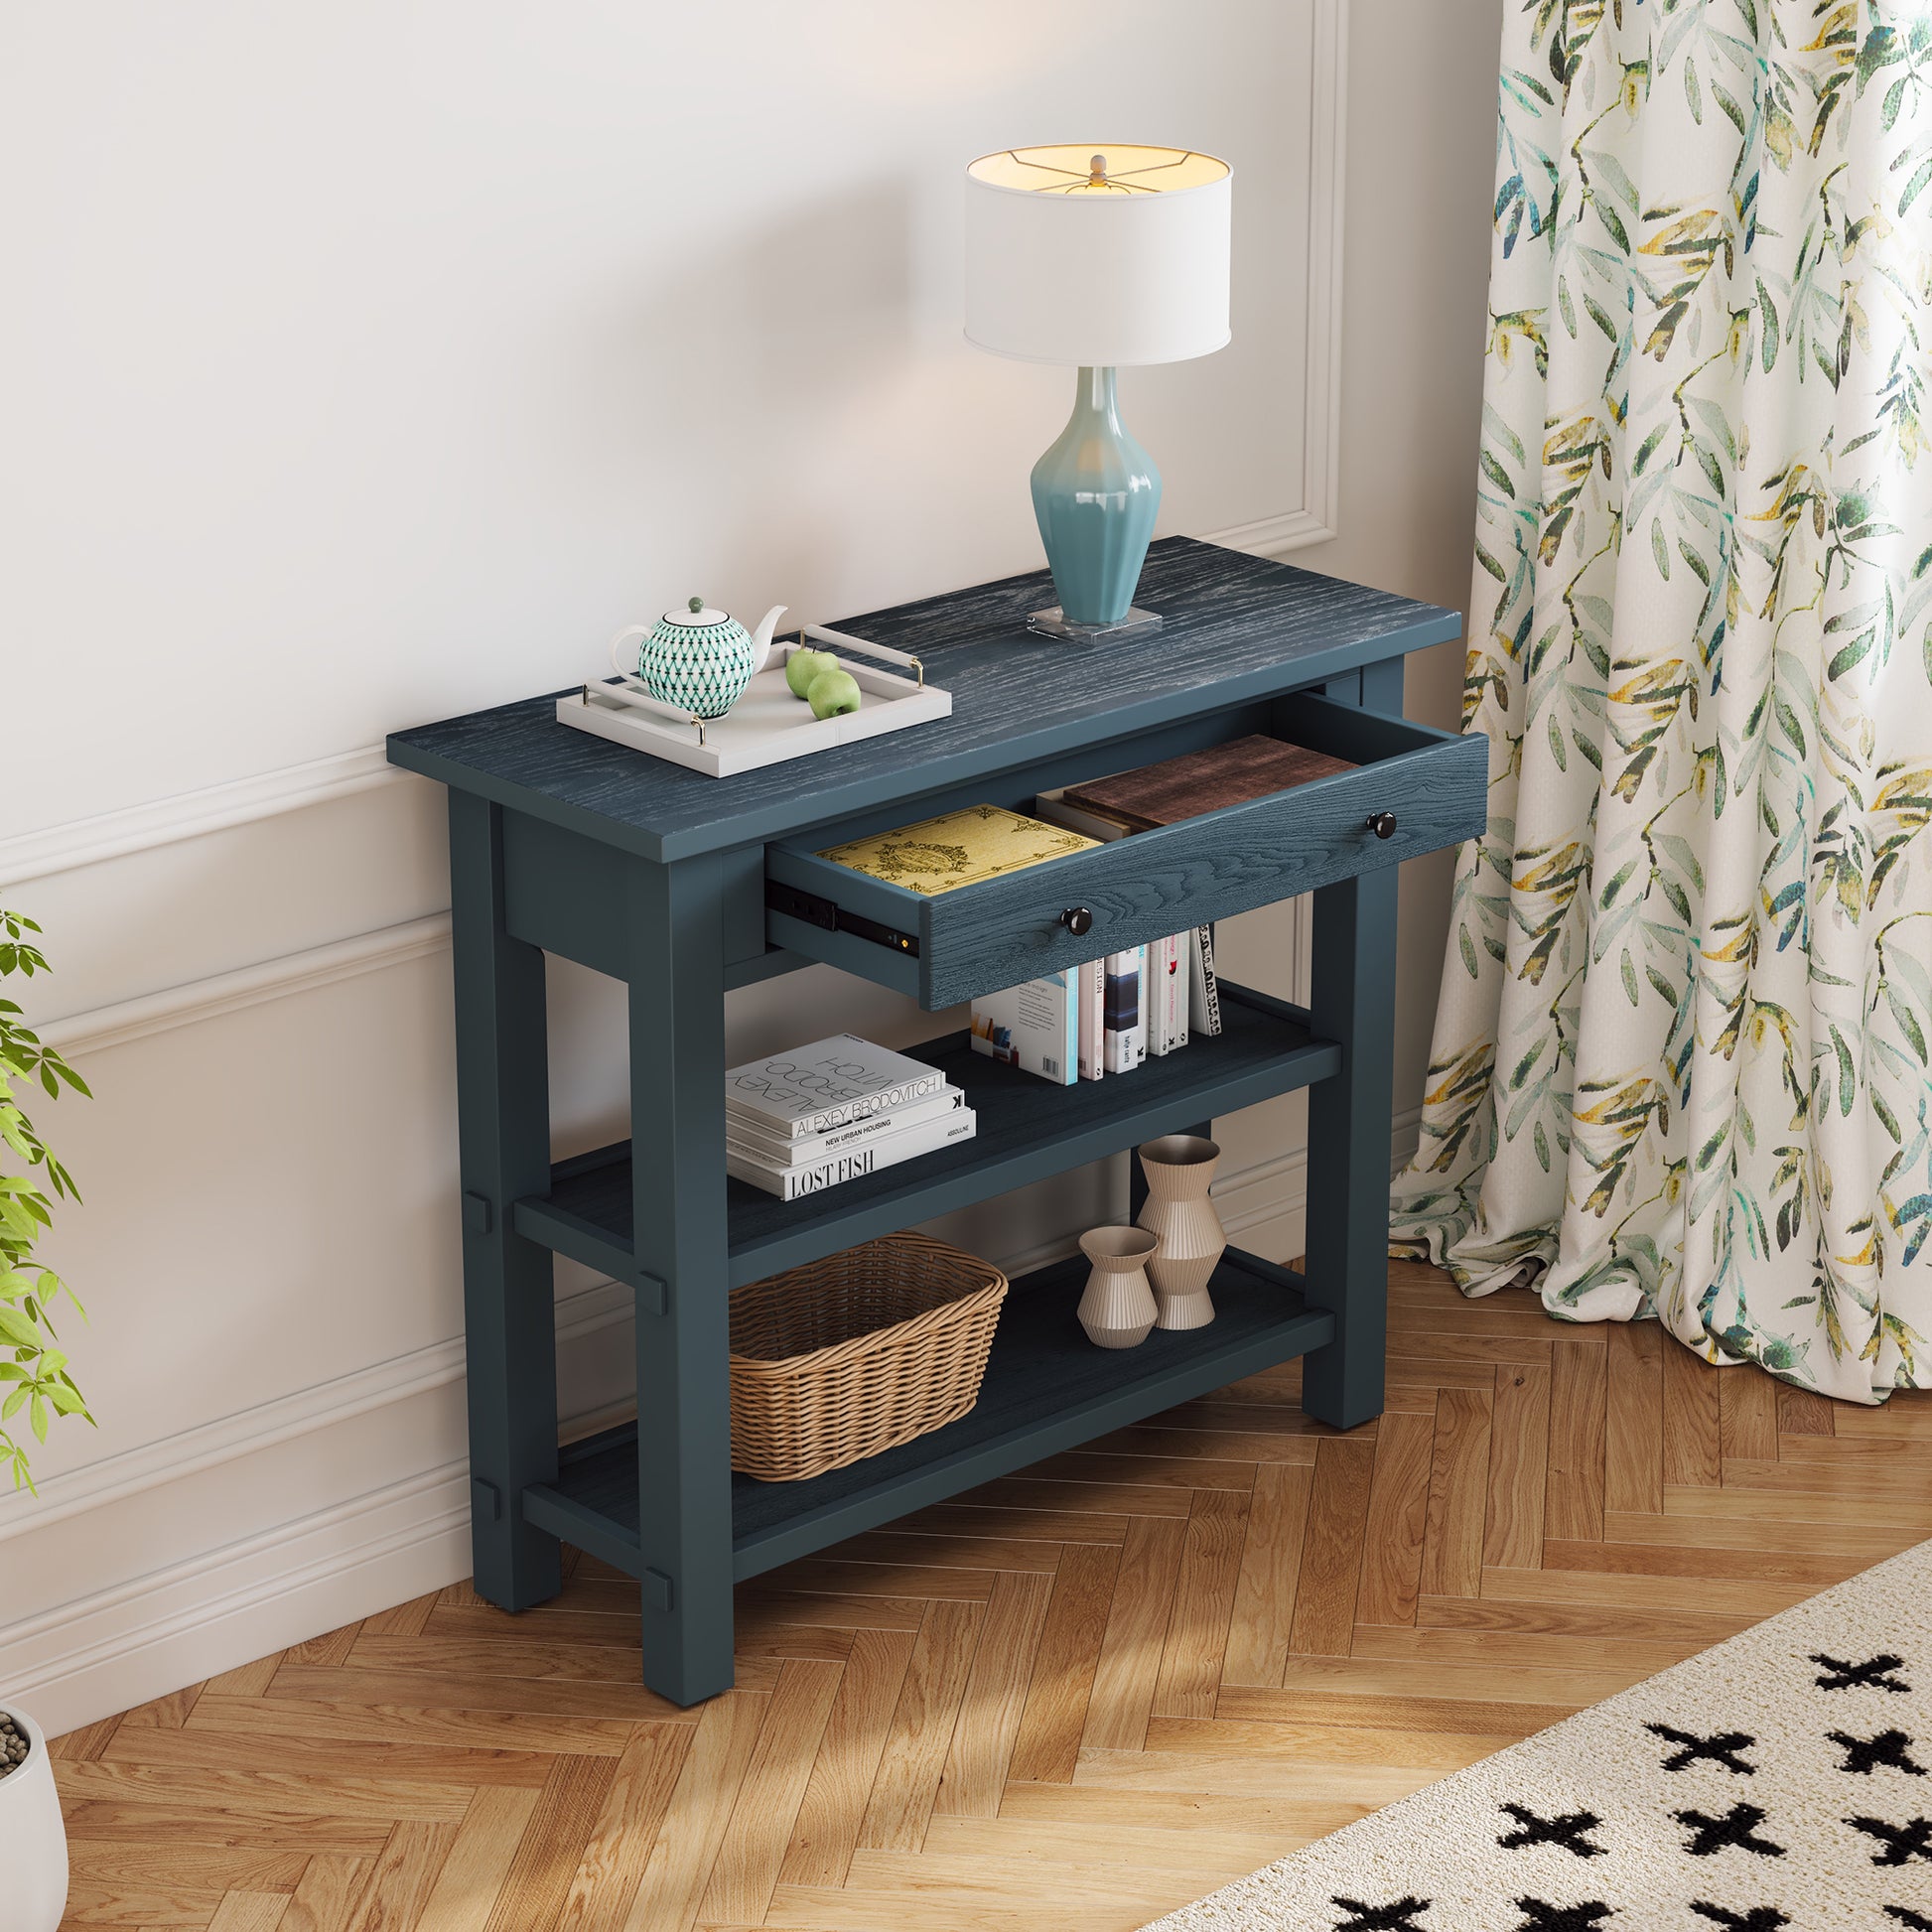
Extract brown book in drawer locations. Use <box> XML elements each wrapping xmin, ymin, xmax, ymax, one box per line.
<box><xmin>1061</xmin><ymin>734</ymin><xmax>1358</xmax><ymax>830</ymax></box>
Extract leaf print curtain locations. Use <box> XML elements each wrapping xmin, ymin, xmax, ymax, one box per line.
<box><xmin>1391</xmin><ymin>0</ymin><xmax>1932</xmax><ymax>1401</ymax></box>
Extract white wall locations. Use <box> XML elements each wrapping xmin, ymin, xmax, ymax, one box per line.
<box><xmin>0</xmin><ymin>0</ymin><xmax>1500</xmax><ymax>1732</ymax></box>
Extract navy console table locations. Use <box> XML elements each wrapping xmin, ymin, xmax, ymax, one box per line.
<box><xmin>388</xmin><ymin>538</ymin><xmax>1477</xmax><ymax>1707</ymax></box>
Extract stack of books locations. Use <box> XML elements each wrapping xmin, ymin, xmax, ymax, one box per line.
<box><xmin>969</xmin><ymin>928</ymin><xmax>1220</xmax><ymax>1088</ymax></box>
<box><xmin>725</xmin><ymin>1035</ymin><xmax>975</xmax><ymax>1200</ymax></box>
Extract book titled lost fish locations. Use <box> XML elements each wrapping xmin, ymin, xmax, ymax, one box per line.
<box><xmin>727</xmin><ymin>1104</ymin><xmax>978</xmax><ymax>1200</ymax></box>
<box><xmin>726</xmin><ymin>1035</ymin><xmax>944</xmax><ymax>1141</ymax></box>
<box><xmin>816</xmin><ymin>805</ymin><xmax>1097</xmax><ymax>896</ymax></box>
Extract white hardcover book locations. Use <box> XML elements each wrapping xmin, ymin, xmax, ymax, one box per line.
<box><xmin>970</xmin><ymin>970</ymin><xmax>1078</xmax><ymax>1086</ymax></box>
<box><xmin>1031</xmin><ymin>791</ymin><xmax>1134</xmax><ymax>844</ymax></box>
<box><xmin>1146</xmin><ymin>935</ymin><xmax>1169</xmax><ymax>1056</ymax></box>
<box><xmin>726</xmin><ymin>1105</ymin><xmax>978</xmax><ymax>1201</ymax></box>
<box><xmin>1104</xmin><ymin>946</ymin><xmax>1147</xmax><ymax>1073</ymax></box>
<box><xmin>1169</xmin><ymin>933</ymin><xmax>1183</xmax><ymax>1043</ymax></box>
<box><xmin>1077</xmin><ymin>957</ymin><xmax>1104</xmax><ymax>1080</ymax></box>
<box><xmin>726</xmin><ymin>1086</ymin><xmax>965</xmax><ymax>1169</ymax></box>
<box><xmin>725</xmin><ymin>1034</ymin><xmax>943</xmax><ymax>1141</ymax></box>
<box><xmin>1190</xmin><ymin>924</ymin><xmax>1223</xmax><ymax>1037</ymax></box>
<box><xmin>1152</xmin><ymin>933</ymin><xmax>1187</xmax><ymax>1055</ymax></box>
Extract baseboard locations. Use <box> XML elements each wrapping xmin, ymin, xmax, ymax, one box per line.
<box><xmin>3</xmin><ymin>1459</ymin><xmax>472</xmax><ymax>1738</ymax></box>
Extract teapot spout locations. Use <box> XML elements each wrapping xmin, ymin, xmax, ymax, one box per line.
<box><xmin>748</xmin><ymin>605</ymin><xmax>787</xmax><ymax>675</ymax></box>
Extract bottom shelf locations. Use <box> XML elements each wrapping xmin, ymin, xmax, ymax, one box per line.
<box><xmin>524</xmin><ymin>1245</ymin><xmax>1331</xmax><ymax>1585</ymax></box>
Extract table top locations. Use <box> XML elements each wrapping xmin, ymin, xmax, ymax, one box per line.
<box><xmin>386</xmin><ymin>537</ymin><xmax>1458</xmax><ymax>863</ymax></box>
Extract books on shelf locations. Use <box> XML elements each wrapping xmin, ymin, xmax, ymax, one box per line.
<box><xmin>726</xmin><ymin>1084</ymin><xmax>965</xmax><ymax>1168</ymax></box>
<box><xmin>1148</xmin><ymin>932</ymin><xmax>1188</xmax><ymax>1056</ymax></box>
<box><xmin>1104</xmin><ymin>946</ymin><xmax>1147</xmax><ymax>1073</ymax></box>
<box><xmin>727</xmin><ymin>1095</ymin><xmax>976</xmax><ymax>1200</ymax></box>
<box><xmin>724</xmin><ymin>1033</ymin><xmax>977</xmax><ymax>1199</ymax></box>
<box><xmin>971</xmin><ymin>969</ymin><xmax>1078</xmax><ymax>1086</ymax></box>
<box><xmin>815</xmin><ymin>805</ymin><xmax>1096</xmax><ymax>896</ymax></box>
<box><xmin>726</xmin><ymin>1034</ymin><xmax>944</xmax><ymax>1142</ymax></box>
<box><xmin>1190</xmin><ymin>923</ymin><xmax>1223</xmax><ymax>1037</ymax></box>
<box><xmin>1077</xmin><ymin>957</ymin><xmax>1104</xmax><ymax>1081</ymax></box>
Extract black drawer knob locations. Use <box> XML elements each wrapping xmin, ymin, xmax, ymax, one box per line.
<box><xmin>1366</xmin><ymin>811</ymin><xmax>1399</xmax><ymax>840</ymax></box>
<box><xmin>1058</xmin><ymin>905</ymin><xmax>1094</xmax><ymax>937</ymax></box>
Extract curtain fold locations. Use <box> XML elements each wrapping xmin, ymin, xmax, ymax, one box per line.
<box><xmin>1391</xmin><ymin>0</ymin><xmax>1932</xmax><ymax>1400</ymax></box>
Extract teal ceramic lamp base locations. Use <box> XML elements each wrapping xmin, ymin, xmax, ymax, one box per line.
<box><xmin>1028</xmin><ymin>366</ymin><xmax>1163</xmax><ymax>641</ymax></box>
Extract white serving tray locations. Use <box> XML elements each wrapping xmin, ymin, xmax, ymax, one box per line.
<box><xmin>556</xmin><ymin>625</ymin><xmax>951</xmax><ymax>778</ymax></box>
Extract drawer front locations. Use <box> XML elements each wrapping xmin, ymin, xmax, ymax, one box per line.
<box><xmin>767</xmin><ymin>695</ymin><xmax>1486</xmax><ymax>1010</ymax></box>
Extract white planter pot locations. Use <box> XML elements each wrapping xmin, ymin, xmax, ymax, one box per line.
<box><xmin>0</xmin><ymin>1706</ymin><xmax>69</xmax><ymax>1932</ymax></box>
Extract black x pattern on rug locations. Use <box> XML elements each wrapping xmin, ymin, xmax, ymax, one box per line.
<box><xmin>1498</xmin><ymin>1803</ymin><xmax>1607</xmax><ymax>1858</ymax></box>
<box><xmin>1675</xmin><ymin>1802</ymin><xmax>1786</xmax><ymax>1860</ymax></box>
<box><xmin>1847</xmin><ymin>1814</ymin><xmax>1932</xmax><ymax>1866</ymax></box>
<box><xmin>1647</xmin><ymin>1723</ymin><xmax>1757</xmax><ymax>1774</ymax></box>
<box><xmin>1330</xmin><ymin>1898</ymin><xmax>1433</xmax><ymax>1932</ymax></box>
<box><xmin>1813</xmin><ymin>1653</ymin><xmax>1913</xmax><ymax>1694</ymax></box>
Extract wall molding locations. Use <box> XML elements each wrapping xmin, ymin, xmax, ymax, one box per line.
<box><xmin>0</xmin><ymin>745</ymin><xmax>406</xmax><ymax>892</ymax></box>
<box><xmin>0</xmin><ymin>1262</ymin><xmax>631</xmax><ymax>1546</ymax></box>
<box><xmin>1203</xmin><ymin>0</ymin><xmax>1348</xmax><ymax>560</ymax></box>
<box><xmin>38</xmin><ymin>914</ymin><xmax>452</xmax><ymax>1057</ymax></box>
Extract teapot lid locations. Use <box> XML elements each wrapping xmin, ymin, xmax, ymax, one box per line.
<box><xmin>662</xmin><ymin>595</ymin><xmax>731</xmax><ymax>627</ymax></box>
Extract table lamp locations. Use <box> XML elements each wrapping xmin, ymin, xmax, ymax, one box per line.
<box><xmin>964</xmin><ymin>144</ymin><xmax>1232</xmax><ymax>640</ymax></box>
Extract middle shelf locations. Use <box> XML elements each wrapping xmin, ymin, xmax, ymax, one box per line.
<box><xmin>514</xmin><ymin>978</ymin><xmax>1338</xmax><ymax>1288</ymax></box>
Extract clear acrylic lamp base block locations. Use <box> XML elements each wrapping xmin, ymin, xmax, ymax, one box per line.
<box><xmin>1029</xmin><ymin>365</ymin><xmax>1163</xmax><ymax>637</ymax></box>
<box><xmin>1027</xmin><ymin>606</ymin><xmax>1164</xmax><ymax>642</ymax></box>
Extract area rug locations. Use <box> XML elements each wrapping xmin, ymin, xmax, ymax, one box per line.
<box><xmin>1145</xmin><ymin>1541</ymin><xmax>1932</xmax><ymax>1931</ymax></box>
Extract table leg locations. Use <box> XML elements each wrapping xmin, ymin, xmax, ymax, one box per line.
<box><xmin>626</xmin><ymin>854</ymin><xmax>736</xmax><ymax>1706</ymax></box>
<box><xmin>448</xmin><ymin>792</ymin><xmax>562</xmax><ymax>1611</ymax></box>
<box><xmin>1300</xmin><ymin>866</ymin><xmax>1398</xmax><ymax>1430</ymax></box>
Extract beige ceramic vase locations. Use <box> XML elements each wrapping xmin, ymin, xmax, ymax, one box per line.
<box><xmin>1076</xmin><ymin>1226</ymin><xmax>1160</xmax><ymax>1349</ymax></box>
<box><xmin>1136</xmin><ymin>1135</ymin><xmax>1224</xmax><ymax>1329</ymax></box>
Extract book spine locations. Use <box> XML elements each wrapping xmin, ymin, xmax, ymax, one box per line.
<box><xmin>1166</xmin><ymin>932</ymin><xmax>1185</xmax><ymax>1052</ymax></box>
<box><xmin>726</xmin><ymin>1107</ymin><xmax>977</xmax><ymax>1200</ymax></box>
<box><xmin>726</xmin><ymin>1088</ymin><xmax>962</xmax><ymax>1168</ymax></box>
<box><xmin>1191</xmin><ymin>924</ymin><xmax>1223</xmax><ymax>1037</ymax></box>
<box><xmin>1103</xmin><ymin>947</ymin><xmax>1142</xmax><ymax>1074</ymax></box>
<box><xmin>1111</xmin><ymin>944</ymin><xmax>1146</xmax><ymax>1071</ymax></box>
<box><xmin>1077</xmin><ymin>957</ymin><xmax>1103</xmax><ymax>1080</ymax></box>
<box><xmin>728</xmin><ymin>1067</ymin><xmax>944</xmax><ymax>1141</ymax></box>
<box><xmin>1058</xmin><ymin>965</ymin><xmax>1078</xmax><ymax>1086</ymax></box>
<box><xmin>1160</xmin><ymin>933</ymin><xmax>1184</xmax><ymax>1055</ymax></box>
<box><xmin>1151</xmin><ymin>927</ymin><xmax>1181</xmax><ymax>1050</ymax></box>
<box><xmin>1147</xmin><ymin>935</ymin><xmax>1169</xmax><ymax>1056</ymax></box>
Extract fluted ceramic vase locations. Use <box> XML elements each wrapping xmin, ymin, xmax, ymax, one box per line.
<box><xmin>1136</xmin><ymin>1135</ymin><xmax>1224</xmax><ymax>1329</ymax></box>
<box><xmin>1076</xmin><ymin>1225</ymin><xmax>1160</xmax><ymax>1349</ymax></box>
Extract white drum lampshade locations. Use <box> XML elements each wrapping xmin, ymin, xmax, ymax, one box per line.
<box><xmin>964</xmin><ymin>145</ymin><xmax>1231</xmax><ymax>367</ymax></box>
<box><xmin>963</xmin><ymin>145</ymin><xmax>1232</xmax><ymax>638</ymax></box>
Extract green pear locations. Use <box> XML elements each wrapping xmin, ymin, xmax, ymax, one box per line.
<box><xmin>806</xmin><ymin>667</ymin><xmax>863</xmax><ymax>720</ymax></box>
<box><xmin>785</xmin><ymin>647</ymin><xmax>839</xmax><ymax>699</ymax></box>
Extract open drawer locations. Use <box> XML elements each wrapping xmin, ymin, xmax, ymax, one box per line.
<box><xmin>764</xmin><ymin>692</ymin><xmax>1486</xmax><ymax>1010</ymax></box>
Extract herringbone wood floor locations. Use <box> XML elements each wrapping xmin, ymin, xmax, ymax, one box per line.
<box><xmin>50</xmin><ymin>1261</ymin><xmax>1932</xmax><ymax>1931</ymax></box>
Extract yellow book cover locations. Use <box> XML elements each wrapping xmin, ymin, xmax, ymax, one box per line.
<box><xmin>816</xmin><ymin>805</ymin><xmax>1099</xmax><ymax>896</ymax></box>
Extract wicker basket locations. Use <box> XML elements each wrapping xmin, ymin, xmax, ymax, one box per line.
<box><xmin>729</xmin><ymin>1232</ymin><xmax>1009</xmax><ymax>1482</ymax></box>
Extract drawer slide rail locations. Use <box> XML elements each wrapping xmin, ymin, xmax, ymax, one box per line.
<box><xmin>764</xmin><ymin>879</ymin><xmax>919</xmax><ymax>958</ymax></box>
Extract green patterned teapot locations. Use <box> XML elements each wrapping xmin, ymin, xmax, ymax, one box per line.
<box><xmin>610</xmin><ymin>597</ymin><xmax>787</xmax><ymax>721</ymax></box>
